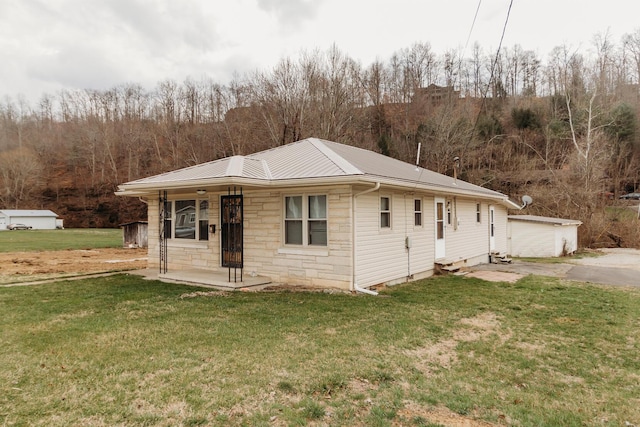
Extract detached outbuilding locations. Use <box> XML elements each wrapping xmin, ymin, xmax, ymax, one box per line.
<box><xmin>0</xmin><ymin>209</ymin><xmax>60</xmax><ymax>230</ymax></box>
<box><xmin>508</xmin><ymin>215</ymin><xmax>582</xmax><ymax>257</ymax></box>
<box><xmin>120</xmin><ymin>221</ymin><xmax>148</xmax><ymax>248</ymax></box>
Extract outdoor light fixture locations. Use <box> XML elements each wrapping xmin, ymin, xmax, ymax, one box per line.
<box><xmin>196</xmin><ymin>189</ymin><xmax>206</xmax><ymax>195</ymax></box>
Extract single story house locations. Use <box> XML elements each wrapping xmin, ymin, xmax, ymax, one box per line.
<box><xmin>508</xmin><ymin>215</ymin><xmax>582</xmax><ymax>257</ymax></box>
<box><xmin>0</xmin><ymin>209</ymin><xmax>60</xmax><ymax>230</ymax></box>
<box><xmin>115</xmin><ymin>138</ymin><xmax>520</xmax><ymax>292</ymax></box>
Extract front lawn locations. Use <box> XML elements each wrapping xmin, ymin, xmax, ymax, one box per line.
<box><xmin>0</xmin><ymin>228</ymin><xmax>121</xmax><ymax>252</ymax></box>
<box><xmin>0</xmin><ymin>274</ymin><xmax>638</xmax><ymax>426</ymax></box>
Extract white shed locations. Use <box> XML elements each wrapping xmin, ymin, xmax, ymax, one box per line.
<box><xmin>0</xmin><ymin>210</ymin><xmax>60</xmax><ymax>230</ymax></box>
<box><xmin>508</xmin><ymin>215</ymin><xmax>582</xmax><ymax>257</ymax></box>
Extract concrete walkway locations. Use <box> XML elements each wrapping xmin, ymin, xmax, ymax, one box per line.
<box><xmin>468</xmin><ymin>248</ymin><xmax>640</xmax><ymax>288</ymax></box>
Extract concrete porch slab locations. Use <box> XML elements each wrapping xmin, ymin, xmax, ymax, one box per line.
<box><xmin>130</xmin><ymin>268</ymin><xmax>272</xmax><ymax>290</ymax></box>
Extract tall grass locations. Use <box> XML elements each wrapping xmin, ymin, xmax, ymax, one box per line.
<box><xmin>1</xmin><ymin>274</ymin><xmax>638</xmax><ymax>426</ymax></box>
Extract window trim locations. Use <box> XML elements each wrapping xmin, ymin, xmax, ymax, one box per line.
<box><xmin>283</xmin><ymin>193</ymin><xmax>328</xmax><ymax>247</ymax></box>
<box><xmin>476</xmin><ymin>202</ymin><xmax>481</xmax><ymax>223</ymax></box>
<box><xmin>166</xmin><ymin>198</ymin><xmax>209</xmax><ymax>241</ymax></box>
<box><xmin>380</xmin><ymin>196</ymin><xmax>391</xmax><ymax>229</ymax></box>
<box><xmin>414</xmin><ymin>198</ymin><xmax>423</xmax><ymax>227</ymax></box>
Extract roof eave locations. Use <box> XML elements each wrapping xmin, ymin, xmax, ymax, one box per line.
<box><xmin>116</xmin><ymin>174</ymin><xmax>515</xmax><ymax>205</ymax></box>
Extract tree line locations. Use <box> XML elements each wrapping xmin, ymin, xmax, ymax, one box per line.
<box><xmin>1</xmin><ymin>31</ymin><xmax>639</xmax><ymax>246</ymax></box>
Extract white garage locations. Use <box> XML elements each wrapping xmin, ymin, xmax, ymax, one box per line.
<box><xmin>508</xmin><ymin>215</ymin><xmax>582</xmax><ymax>257</ymax></box>
<box><xmin>0</xmin><ymin>210</ymin><xmax>61</xmax><ymax>230</ymax></box>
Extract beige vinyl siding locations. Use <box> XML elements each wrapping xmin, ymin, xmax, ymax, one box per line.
<box><xmin>441</xmin><ymin>198</ymin><xmax>490</xmax><ymax>263</ymax></box>
<box><xmin>355</xmin><ymin>191</ymin><xmax>434</xmax><ymax>288</ymax></box>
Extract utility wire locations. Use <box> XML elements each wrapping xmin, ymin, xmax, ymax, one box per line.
<box><xmin>464</xmin><ymin>0</ymin><xmax>482</xmax><ymax>51</ymax></box>
<box><xmin>464</xmin><ymin>0</ymin><xmax>514</xmax><ymax>156</ymax></box>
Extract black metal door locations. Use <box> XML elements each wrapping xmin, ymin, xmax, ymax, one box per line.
<box><xmin>221</xmin><ymin>194</ymin><xmax>243</xmax><ymax>269</ymax></box>
<box><xmin>159</xmin><ymin>190</ymin><xmax>169</xmax><ymax>274</ymax></box>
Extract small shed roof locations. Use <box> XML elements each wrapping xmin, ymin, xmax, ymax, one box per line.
<box><xmin>508</xmin><ymin>215</ymin><xmax>582</xmax><ymax>226</ymax></box>
<box><xmin>0</xmin><ymin>209</ymin><xmax>58</xmax><ymax>217</ymax></box>
<box><xmin>119</xmin><ymin>221</ymin><xmax>148</xmax><ymax>227</ymax></box>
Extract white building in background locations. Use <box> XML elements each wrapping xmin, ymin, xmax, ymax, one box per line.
<box><xmin>0</xmin><ymin>210</ymin><xmax>61</xmax><ymax>230</ymax></box>
<box><xmin>508</xmin><ymin>215</ymin><xmax>582</xmax><ymax>257</ymax></box>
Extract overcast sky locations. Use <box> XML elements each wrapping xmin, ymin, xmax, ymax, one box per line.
<box><xmin>1</xmin><ymin>0</ymin><xmax>638</xmax><ymax>105</ymax></box>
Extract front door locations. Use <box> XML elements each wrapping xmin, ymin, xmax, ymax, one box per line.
<box><xmin>489</xmin><ymin>205</ymin><xmax>496</xmax><ymax>252</ymax></box>
<box><xmin>435</xmin><ymin>198</ymin><xmax>446</xmax><ymax>259</ymax></box>
<box><xmin>221</xmin><ymin>195</ymin><xmax>243</xmax><ymax>268</ymax></box>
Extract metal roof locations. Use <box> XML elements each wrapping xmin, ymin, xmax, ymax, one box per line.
<box><xmin>0</xmin><ymin>209</ymin><xmax>58</xmax><ymax>217</ymax></box>
<box><xmin>508</xmin><ymin>215</ymin><xmax>582</xmax><ymax>226</ymax></box>
<box><xmin>116</xmin><ymin>138</ymin><xmax>516</xmax><ymax>205</ymax></box>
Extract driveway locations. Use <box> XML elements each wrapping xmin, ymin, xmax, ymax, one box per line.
<box><xmin>469</xmin><ymin>248</ymin><xmax>640</xmax><ymax>288</ymax></box>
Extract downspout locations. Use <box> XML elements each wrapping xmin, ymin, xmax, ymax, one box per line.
<box><xmin>352</xmin><ymin>182</ymin><xmax>381</xmax><ymax>296</ymax></box>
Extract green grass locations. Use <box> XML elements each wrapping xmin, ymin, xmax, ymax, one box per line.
<box><xmin>0</xmin><ymin>228</ymin><xmax>121</xmax><ymax>252</ymax></box>
<box><xmin>1</xmin><ymin>274</ymin><xmax>639</xmax><ymax>426</ymax></box>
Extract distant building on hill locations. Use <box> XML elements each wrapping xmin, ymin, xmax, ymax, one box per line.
<box><xmin>413</xmin><ymin>84</ymin><xmax>460</xmax><ymax>105</ymax></box>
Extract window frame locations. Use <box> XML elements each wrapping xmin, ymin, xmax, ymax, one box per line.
<box><xmin>166</xmin><ymin>198</ymin><xmax>209</xmax><ymax>241</ymax></box>
<box><xmin>283</xmin><ymin>193</ymin><xmax>328</xmax><ymax>247</ymax></box>
<box><xmin>414</xmin><ymin>198</ymin><xmax>422</xmax><ymax>227</ymax></box>
<box><xmin>380</xmin><ymin>196</ymin><xmax>391</xmax><ymax>229</ymax></box>
<box><xmin>476</xmin><ymin>203</ymin><xmax>481</xmax><ymax>223</ymax></box>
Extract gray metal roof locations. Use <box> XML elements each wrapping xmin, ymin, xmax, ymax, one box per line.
<box><xmin>508</xmin><ymin>215</ymin><xmax>582</xmax><ymax>226</ymax></box>
<box><xmin>117</xmin><ymin>138</ymin><xmax>514</xmax><ymax>203</ymax></box>
<box><xmin>0</xmin><ymin>209</ymin><xmax>58</xmax><ymax>217</ymax></box>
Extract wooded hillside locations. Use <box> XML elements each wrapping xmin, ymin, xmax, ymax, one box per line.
<box><xmin>1</xmin><ymin>33</ymin><xmax>639</xmax><ymax>247</ymax></box>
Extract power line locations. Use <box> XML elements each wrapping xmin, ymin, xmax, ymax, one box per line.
<box><xmin>464</xmin><ymin>0</ymin><xmax>482</xmax><ymax>51</ymax></box>
<box><xmin>465</xmin><ymin>0</ymin><xmax>514</xmax><ymax>155</ymax></box>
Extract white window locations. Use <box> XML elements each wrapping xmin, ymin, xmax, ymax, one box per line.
<box><xmin>380</xmin><ymin>197</ymin><xmax>391</xmax><ymax>228</ymax></box>
<box><xmin>414</xmin><ymin>199</ymin><xmax>422</xmax><ymax>226</ymax></box>
<box><xmin>285</xmin><ymin>195</ymin><xmax>327</xmax><ymax>246</ymax></box>
<box><xmin>168</xmin><ymin>199</ymin><xmax>208</xmax><ymax>240</ymax></box>
<box><xmin>476</xmin><ymin>203</ymin><xmax>481</xmax><ymax>223</ymax></box>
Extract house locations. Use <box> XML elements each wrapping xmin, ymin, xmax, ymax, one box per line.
<box><xmin>508</xmin><ymin>215</ymin><xmax>582</xmax><ymax>257</ymax></box>
<box><xmin>0</xmin><ymin>209</ymin><xmax>60</xmax><ymax>230</ymax></box>
<box><xmin>120</xmin><ymin>221</ymin><xmax>149</xmax><ymax>248</ymax></box>
<box><xmin>115</xmin><ymin>138</ymin><xmax>520</xmax><ymax>292</ymax></box>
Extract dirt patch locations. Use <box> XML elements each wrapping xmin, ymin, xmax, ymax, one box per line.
<box><xmin>396</xmin><ymin>403</ymin><xmax>499</xmax><ymax>427</ymax></box>
<box><xmin>0</xmin><ymin>248</ymin><xmax>147</xmax><ymax>284</ymax></box>
<box><xmin>406</xmin><ymin>312</ymin><xmax>509</xmax><ymax>375</ymax></box>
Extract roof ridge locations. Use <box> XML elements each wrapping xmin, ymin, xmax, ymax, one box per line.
<box><xmin>226</xmin><ymin>156</ymin><xmax>245</xmax><ymax>176</ymax></box>
<box><xmin>309</xmin><ymin>138</ymin><xmax>363</xmax><ymax>175</ymax></box>
<box><xmin>261</xmin><ymin>159</ymin><xmax>273</xmax><ymax>180</ymax></box>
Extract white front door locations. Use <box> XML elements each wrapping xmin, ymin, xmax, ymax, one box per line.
<box><xmin>435</xmin><ymin>198</ymin><xmax>446</xmax><ymax>259</ymax></box>
<box><xmin>489</xmin><ymin>205</ymin><xmax>496</xmax><ymax>252</ymax></box>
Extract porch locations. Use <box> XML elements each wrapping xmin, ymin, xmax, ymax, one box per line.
<box><xmin>132</xmin><ymin>268</ymin><xmax>272</xmax><ymax>290</ymax></box>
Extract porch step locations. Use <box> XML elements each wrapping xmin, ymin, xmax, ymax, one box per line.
<box><xmin>435</xmin><ymin>259</ymin><xmax>466</xmax><ymax>274</ymax></box>
<box><xmin>491</xmin><ymin>252</ymin><xmax>512</xmax><ymax>264</ymax></box>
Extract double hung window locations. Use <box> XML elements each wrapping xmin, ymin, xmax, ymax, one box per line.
<box><xmin>285</xmin><ymin>195</ymin><xmax>327</xmax><ymax>246</ymax></box>
<box><xmin>380</xmin><ymin>197</ymin><xmax>391</xmax><ymax>228</ymax></box>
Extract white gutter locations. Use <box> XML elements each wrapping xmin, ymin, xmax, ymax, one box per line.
<box><xmin>352</xmin><ymin>182</ymin><xmax>381</xmax><ymax>296</ymax></box>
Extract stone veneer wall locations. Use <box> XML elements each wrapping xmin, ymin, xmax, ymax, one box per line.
<box><xmin>146</xmin><ymin>185</ymin><xmax>354</xmax><ymax>290</ymax></box>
